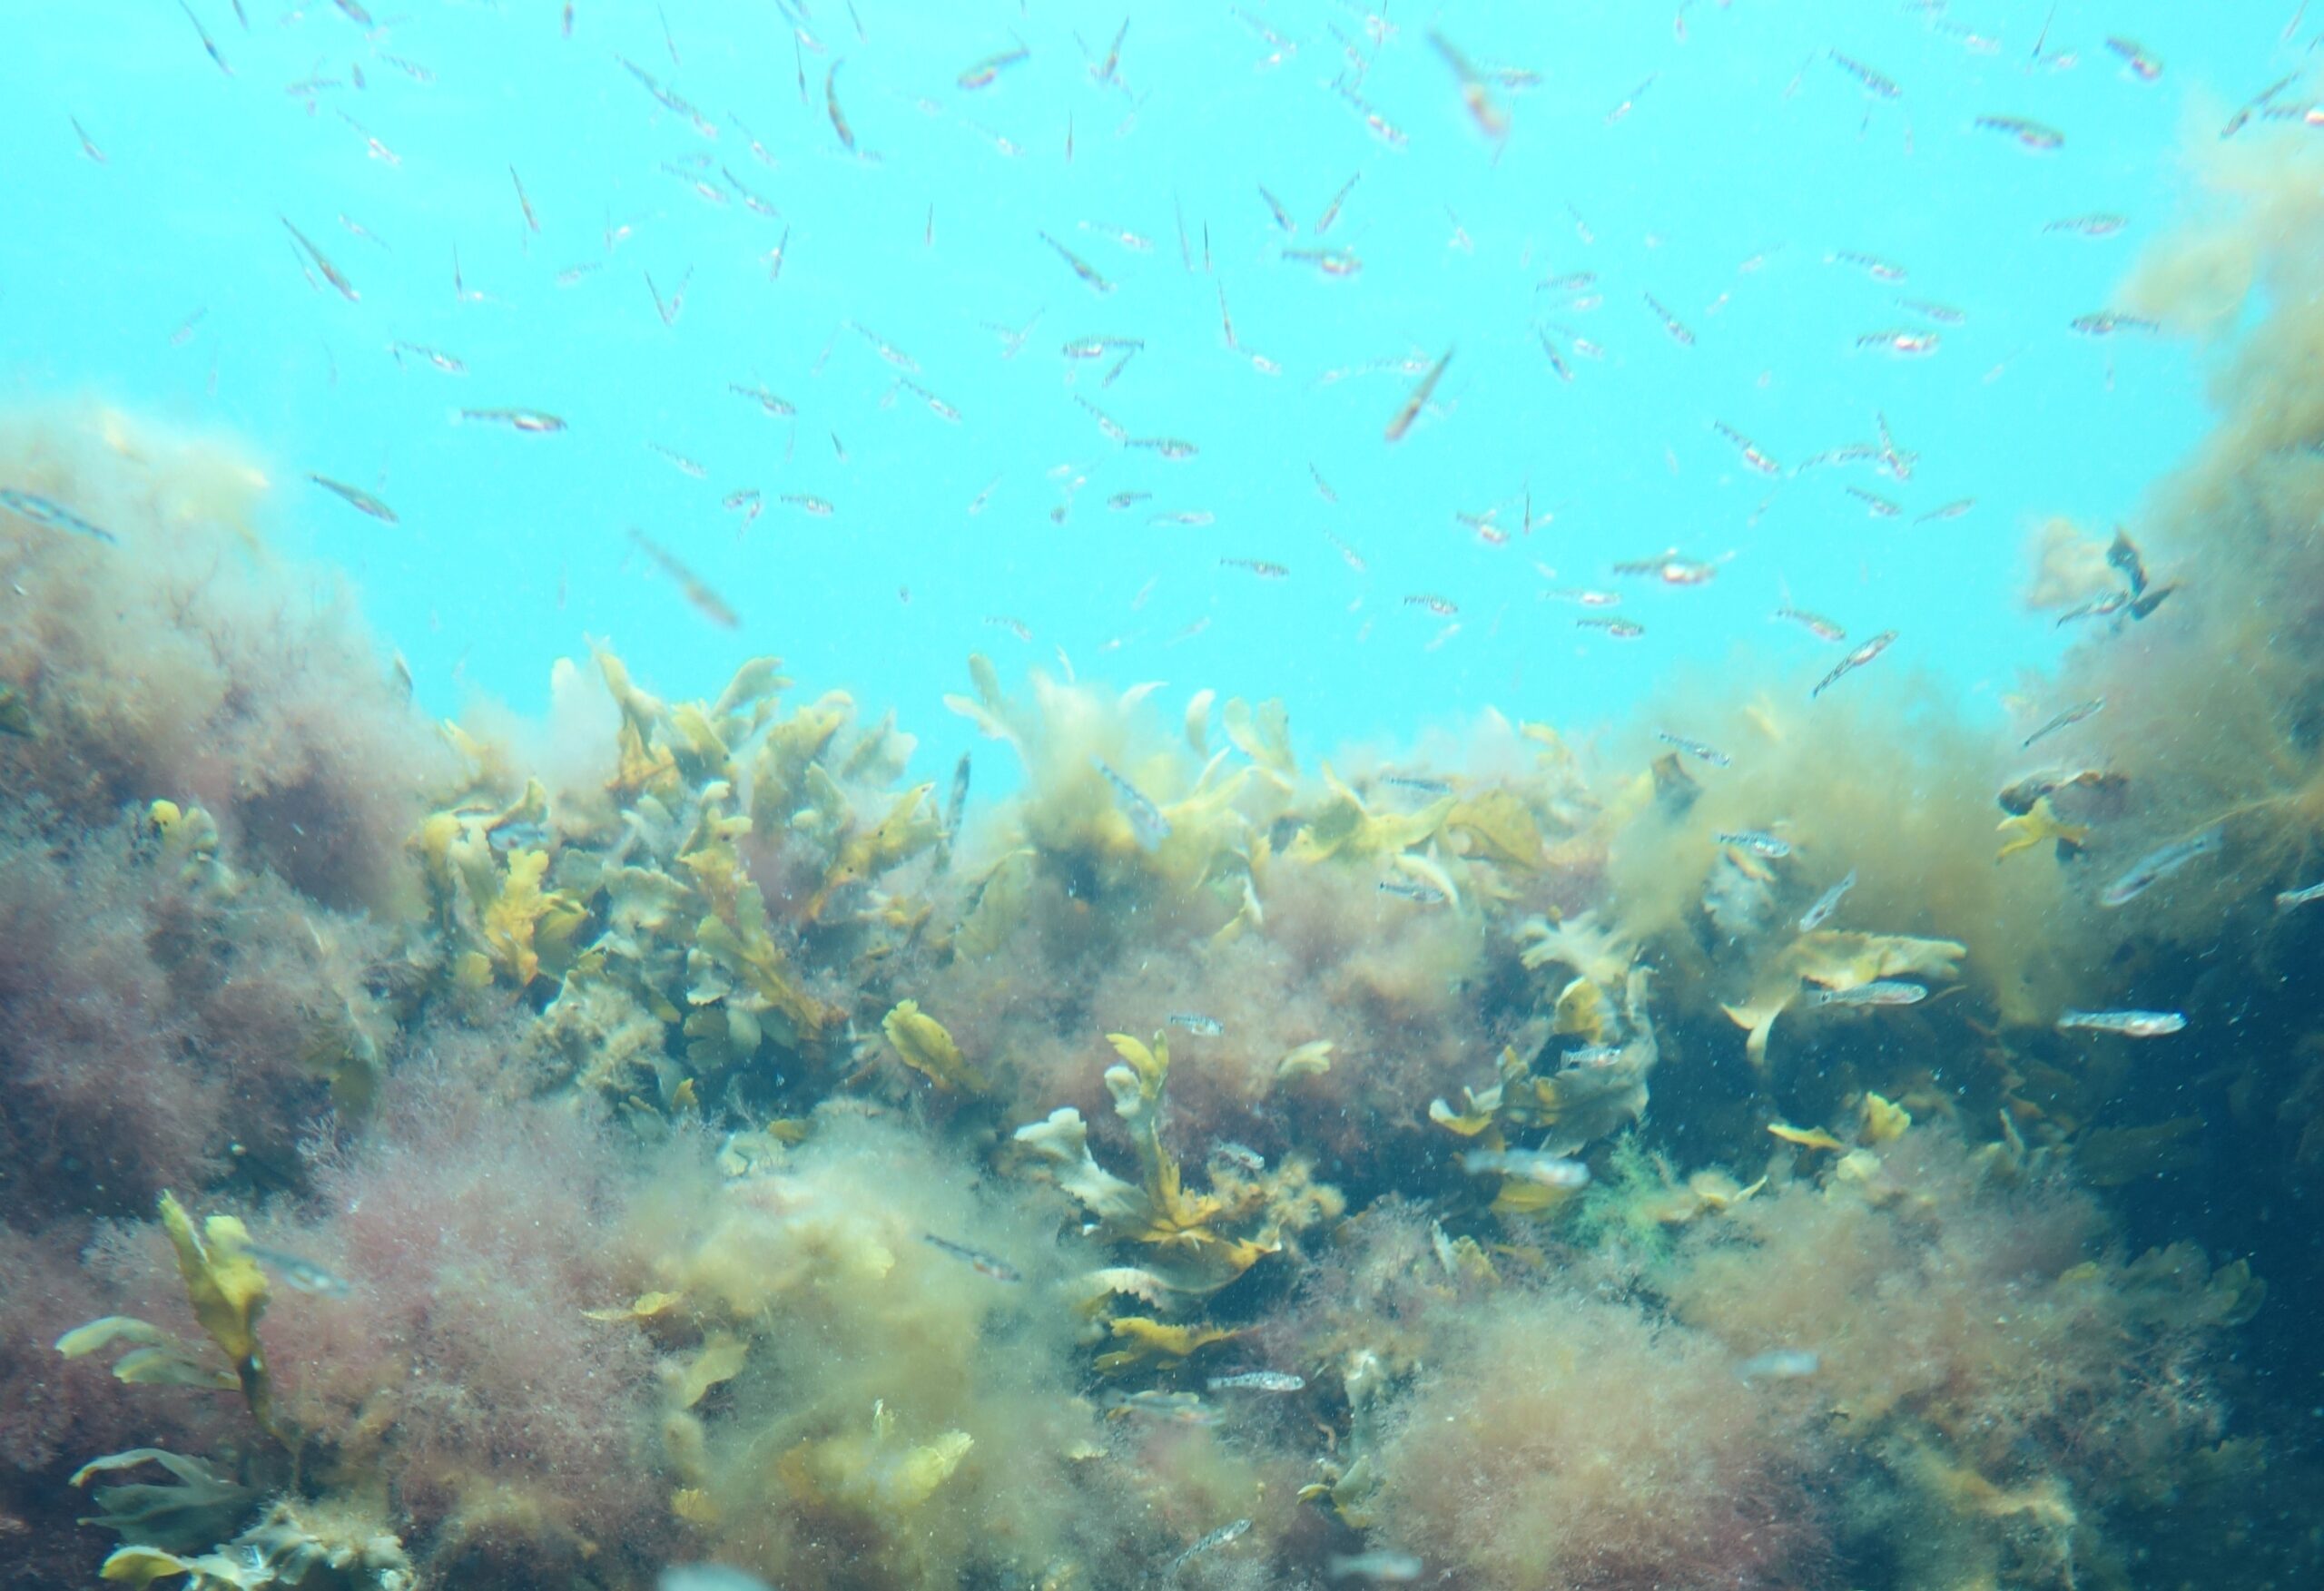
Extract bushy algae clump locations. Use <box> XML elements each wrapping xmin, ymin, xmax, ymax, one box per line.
<box><xmin>16</xmin><ymin>130</ymin><xmax>2324</xmax><ymax>1584</ymax></box>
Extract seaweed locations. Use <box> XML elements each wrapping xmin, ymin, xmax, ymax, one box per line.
<box><xmin>3</xmin><ymin>360</ymin><xmax>2316</xmax><ymax>1591</ymax></box>
<box><xmin>1014</xmin><ymin>1030</ymin><xmax>1334</xmax><ymax>1297</ymax></box>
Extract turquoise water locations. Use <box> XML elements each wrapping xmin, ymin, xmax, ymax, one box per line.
<box><xmin>9</xmin><ymin>6</ymin><xmax>2324</xmax><ymax>1591</ymax></box>
<box><xmin>2</xmin><ymin>0</ymin><xmax>2244</xmax><ymax>753</ymax></box>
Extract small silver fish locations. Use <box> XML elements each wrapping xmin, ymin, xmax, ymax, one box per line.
<box><xmin>1109</xmin><ymin>1390</ymin><xmax>1220</xmax><ymax>1426</ymax></box>
<box><xmin>1206</xmin><ymin>1370</ymin><xmax>1305</xmax><ymax>1392</ymax></box>
<box><xmin>1378</xmin><ymin>878</ymin><xmax>1448</xmax><ymax>905</ymax></box>
<box><xmin>390</xmin><ymin>340</ymin><xmax>466</xmax><ymax>375</ymax></box>
<box><xmin>1774</xmin><ymin>604</ymin><xmax>1846</xmax><ymax>643</ymax></box>
<box><xmin>944</xmin><ymin>753</ymin><xmax>971</xmax><ymax>839</ymax></box>
<box><xmin>922</xmin><ymin>1233</ymin><xmax>1023</xmax><ymax>1282</ymax></box>
<box><xmin>1210</xmin><ymin>1142</ymin><xmax>1265</xmax><ymax>1173</ymax></box>
<box><xmin>1656</xmin><ymin>731</ymin><xmax>1731</xmax><ymax>767</ymax></box>
<box><xmin>2024</xmin><ymin>698</ymin><xmax>2104</xmax><ymax>749</ymax></box>
<box><xmin>1734</xmin><ymin>1348</ymin><xmax>1821</xmax><ymax>1384</ymax></box>
<box><xmin>1797</xmin><ymin>869</ymin><xmax>1857</xmax><ymax>932</ymax></box>
<box><xmin>1857</xmin><ymin>328</ymin><xmax>1941</xmax><ymax>357</ymax></box>
<box><xmin>1129</xmin><ymin>436</ymin><xmax>1199</xmax><ymax>461</ymax></box>
<box><xmin>1461</xmin><ymin>1148</ymin><xmax>1590</xmax><ymax>1188</ymax></box>
<box><xmin>308</xmin><ymin>474</ymin><xmax>399</xmax><ymax>524</ymax></box>
<box><xmin>1811</xmin><ymin>629</ymin><xmax>1898</xmax><ymax>697</ymax></box>
<box><xmin>1830</xmin><ymin>249</ymin><xmax>1906</xmax><ymax>282</ymax></box>
<box><xmin>1561</xmin><ymin>1044</ymin><xmax>1625</xmax><ymax>1068</ymax></box>
<box><xmin>1167</xmin><ymin>1013</ymin><xmax>1225</xmax><ymax>1037</ymax></box>
<box><xmin>729</xmin><ymin>381</ymin><xmax>796</xmax><ymax>417</ymax></box>
<box><xmin>240</xmin><ymin>1241</ymin><xmax>353</xmax><ymax>1299</ymax></box>
<box><xmin>0</xmin><ymin>487</ymin><xmax>118</xmax><ymax>545</ymax></box>
<box><xmin>486</xmin><ymin>819</ymin><xmax>550</xmax><ymax>855</ymax></box>
<box><xmin>2071</xmin><ymin>310</ymin><xmax>2159</xmax><ymax>338</ymax></box>
<box><xmin>2276</xmin><ymin>880</ymin><xmax>2324</xmax><ymax>911</ymax></box>
<box><xmin>455</xmin><ymin>408</ymin><xmax>566</xmax><ymax>433</ymax></box>
<box><xmin>2057</xmin><ymin>1008</ymin><xmax>2186</xmax><ymax>1037</ymax></box>
<box><xmin>2100</xmin><ymin>827</ymin><xmax>2221</xmax><ymax>907</ymax></box>
<box><xmin>1717</xmin><ymin>830</ymin><xmax>1792</xmax><ymax>859</ymax></box>
<box><xmin>1093</xmin><ymin>758</ymin><xmax>1170</xmax><ymax>850</ymax></box>
<box><xmin>1168</xmin><ymin>1518</ymin><xmax>1252</xmax><ymax>1579</ymax></box>
<box><xmin>1327</xmin><ymin>1552</ymin><xmax>1425</xmax><ymax>1583</ymax></box>
<box><xmin>1809</xmin><ymin>980</ymin><xmax>1926</xmax><ymax>1007</ymax></box>
<box><xmin>660</xmin><ymin>1567</ymin><xmax>776</xmax><ymax>1591</ymax></box>
<box><xmin>1893</xmin><ymin>297</ymin><xmax>1966</xmax><ymax>327</ymax></box>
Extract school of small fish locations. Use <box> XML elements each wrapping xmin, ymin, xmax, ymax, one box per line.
<box><xmin>34</xmin><ymin>0</ymin><xmax>2215</xmax><ymax>671</ymax></box>
<box><xmin>16</xmin><ymin>14</ymin><xmax>2319</xmax><ymax>1588</ymax></box>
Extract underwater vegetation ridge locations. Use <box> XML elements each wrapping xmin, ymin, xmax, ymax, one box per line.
<box><xmin>15</xmin><ymin>114</ymin><xmax>2324</xmax><ymax>1591</ymax></box>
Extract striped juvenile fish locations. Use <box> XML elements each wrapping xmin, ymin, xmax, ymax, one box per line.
<box><xmin>1830</xmin><ymin>249</ymin><xmax>1906</xmax><ymax>281</ymax></box>
<box><xmin>1797</xmin><ymin>869</ymin><xmax>1857</xmax><ymax>931</ymax></box>
<box><xmin>1894</xmin><ymin>297</ymin><xmax>1966</xmax><ymax>327</ymax></box>
<box><xmin>1827</xmin><ymin>50</ymin><xmax>1901</xmax><ymax>99</ymax></box>
<box><xmin>1207</xmin><ymin>1370</ymin><xmax>1305</xmax><ymax>1392</ymax></box>
<box><xmin>1656</xmin><ymin>731</ymin><xmax>1730</xmax><ymax>767</ymax></box>
<box><xmin>1167</xmin><ymin>1013</ymin><xmax>1225</xmax><ymax>1037</ymax></box>
<box><xmin>281</xmin><ymin>215</ymin><xmax>359</xmax><ymax>301</ymax></box>
<box><xmin>308</xmin><ymin>474</ymin><xmax>399</xmax><ymax>524</ymax></box>
<box><xmin>1856</xmin><ymin>329</ymin><xmax>1940</xmax><ymax>357</ymax></box>
<box><xmin>240</xmin><ymin>1241</ymin><xmax>353</xmax><ymax>1299</ymax></box>
<box><xmin>627</xmin><ymin>527</ymin><xmax>739</xmax><ymax>629</ymax></box>
<box><xmin>1974</xmin><ymin>113</ymin><xmax>2066</xmax><ymax>152</ymax></box>
<box><xmin>1378</xmin><ymin>878</ymin><xmax>1448</xmax><ymax>905</ymax></box>
<box><xmin>1109</xmin><ymin>1390</ymin><xmax>1218</xmax><ymax>1425</ymax></box>
<box><xmin>1808</xmin><ymin>980</ymin><xmax>1925</xmax><ymax>1007</ymax></box>
<box><xmin>1811</xmin><ymin>629</ymin><xmax>1898</xmax><ymax>697</ymax></box>
<box><xmin>391</xmin><ymin>340</ymin><xmax>467</xmax><ymax>375</ymax></box>
<box><xmin>1093</xmin><ymin>758</ymin><xmax>1170</xmax><ymax>849</ymax></box>
<box><xmin>2072</xmin><ymin>310</ymin><xmax>2160</xmax><ymax>338</ymax></box>
<box><xmin>1327</xmin><ymin>1552</ymin><xmax>1424</xmax><ymax>1583</ymax></box>
<box><xmin>456</xmin><ymin>408</ymin><xmax>566</xmax><ymax>433</ymax></box>
<box><xmin>1384</xmin><ymin>348</ymin><xmax>1452</xmax><ymax>443</ymax></box>
<box><xmin>2023</xmin><ymin>698</ymin><xmax>2104</xmax><ymax>749</ymax></box>
<box><xmin>1562</xmin><ymin>1044</ymin><xmax>1625</xmax><ymax>1068</ymax></box>
<box><xmin>0</xmin><ymin>487</ymin><xmax>118</xmax><ymax>545</ymax></box>
<box><xmin>1717</xmin><ymin>830</ymin><xmax>1792</xmax><ymax>859</ymax></box>
<box><xmin>922</xmin><ymin>1233</ymin><xmax>1023</xmax><ymax>1282</ymax></box>
<box><xmin>1774</xmin><ymin>604</ymin><xmax>1846</xmax><ymax>643</ymax></box>
<box><xmin>2100</xmin><ymin>827</ymin><xmax>2221</xmax><ymax>907</ymax></box>
<box><xmin>729</xmin><ymin>382</ymin><xmax>796</xmax><ymax>417</ymax></box>
<box><xmin>1167</xmin><ymin>1518</ymin><xmax>1252</xmax><ymax>1579</ymax></box>
<box><xmin>1734</xmin><ymin>1349</ymin><xmax>1820</xmax><ymax>1384</ymax></box>
<box><xmin>944</xmin><ymin>754</ymin><xmax>970</xmax><ymax>837</ymax></box>
<box><xmin>2056</xmin><ymin>1008</ymin><xmax>2186</xmax><ymax>1037</ymax></box>
<box><xmin>1461</xmin><ymin>1148</ymin><xmax>1590</xmax><ymax>1188</ymax></box>
<box><xmin>1039</xmin><ymin>228</ymin><xmax>1116</xmax><ymax>295</ymax></box>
